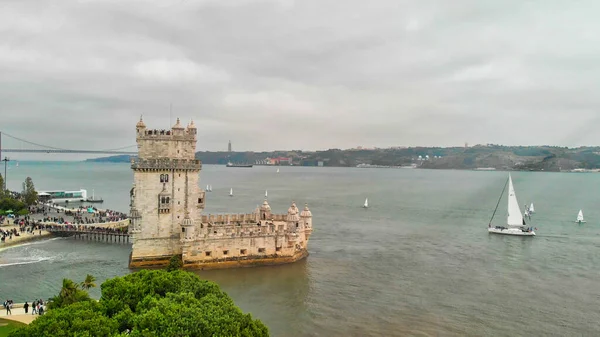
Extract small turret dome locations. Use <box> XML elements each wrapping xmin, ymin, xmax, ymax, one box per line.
<box><xmin>300</xmin><ymin>204</ymin><xmax>312</xmax><ymax>218</ymax></box>
<box><xmin>182</xmin><ymin>214</ymin><xmax>194</xmax><ymax>227</ymax></box>
<box><xmin>187</xmin><ymin>119</ymin><xmax>196</xmax><ymax>129</ymax></box>
<box><xmin>287</xmin><ymin>202</ymin><xmax>297</xmax><ymax>215</ymax></box>
<box><xmin>261</xmin><ymin>199</ymin><xmax>271</xmax><ymax>211</ymax></box>
<box><xmin>136</xmin><ymin>116</ymin><xmax>146</xmax><ymax>128</ymax></box>
<box><xmin>172</xmin><ymin>117</ymin><xmax>184</xmax><ymax>129</ymax></box>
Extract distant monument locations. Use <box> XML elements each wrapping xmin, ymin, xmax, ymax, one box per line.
<box><xmin>129</xmin><ymin>117</ymin><xmax>313</xmax><ymax>269</ymax></box>
<box><xmin>228</xmin><ymin>140</ymin><xmax>232</xmax><ymax>153</ymax></box>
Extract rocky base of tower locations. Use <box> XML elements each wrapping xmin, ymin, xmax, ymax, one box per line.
<box><xmin>183</xmin><ymin>249</ymin><xmax>309</xmax><ymax>270</ymax></box>
<box><xmin>128</xmin><ymin>249</ymin><xmax>309</xmax><ymax>270</ymax></box>
<box><xmin>129</xmin><ymin>253</ymin><xmax>174</xmax><ymax>269</ymax></box>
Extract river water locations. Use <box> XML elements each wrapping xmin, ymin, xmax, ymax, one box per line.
<box><xmin>1</xmin><ymin>162</ymin><xmax>599</xmax><ymax>336</ymax></box>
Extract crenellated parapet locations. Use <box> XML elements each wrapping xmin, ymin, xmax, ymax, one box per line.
<box><xmin>131</xmin><ymin>158</ymin><xmax>202</xmax><ymax>171</ymax></box>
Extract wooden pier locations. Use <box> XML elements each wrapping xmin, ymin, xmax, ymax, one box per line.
<box><xmin>48</xmin><ymin>227</ymin><xmax>130</xmax><ymax>244</ymax></box>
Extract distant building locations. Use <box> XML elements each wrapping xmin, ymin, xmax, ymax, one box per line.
<box><xmin>228</xmin><ymin>140</ymin><xmax>232</xmax><ymax>153</ymax></box>
<box><xmin>271</xmin><ymin>157</ymin><xmax>292</xmax><ymax>165</ymax></box>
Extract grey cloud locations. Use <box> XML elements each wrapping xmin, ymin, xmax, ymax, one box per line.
<box><xmin>1</xmin><ymin>0</ymin><xmax>599</xmax><ymax>159</ymax></box>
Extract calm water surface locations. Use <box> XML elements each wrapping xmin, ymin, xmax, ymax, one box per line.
<box><xmin>1</xmin><ymin>162</ymin><xmax>600</xmax><ymax>336</ymax></box>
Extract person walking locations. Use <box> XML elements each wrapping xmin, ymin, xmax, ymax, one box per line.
<box><xmin>32</xmin><ymin>300</ymin><xmax>37</xmax><ymax>315</ymax></box>
<box><xmin>5</xmin><ymin>300</ymin><xmax>11</xmax><ymax>315</ymax></box>
<box><xmin>24</xmin><ymin>301</ymin><xmax>29</xmax><ymax>314</ymax></box>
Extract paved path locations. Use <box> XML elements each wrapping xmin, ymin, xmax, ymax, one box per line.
<box><xmin>0</xmin><ymin>307</ymin><xmax>39</xmax><ymax>324</ymax></box>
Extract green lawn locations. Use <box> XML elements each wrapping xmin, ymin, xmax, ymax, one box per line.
<box><xmin>0</xmin><ymin>318</ymin><xmax>26</xmax><ymax>337</ymax></box>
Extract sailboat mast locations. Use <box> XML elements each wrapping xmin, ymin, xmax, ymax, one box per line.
<box><xmin>488</xmin><ymin>177</ymin><xmax>509</xmax><ymax>226</ymax></box>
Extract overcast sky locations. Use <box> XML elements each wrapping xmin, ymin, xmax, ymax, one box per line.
<box><xmin>2</xmin><ymin>0</ymin><xmax>600</xmax><ymax>160</ymax></box>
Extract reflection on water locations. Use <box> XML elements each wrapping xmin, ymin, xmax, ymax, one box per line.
<box><xmin>197</xmin><ymin>259</ymin><xmax>311</xmax><ymax>336</ymax></box>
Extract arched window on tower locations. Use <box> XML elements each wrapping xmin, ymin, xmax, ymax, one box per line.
<box><xmin>160</xmin><ymin>174</ymin><xmax>169</xmax><ymax>183</ymax></box>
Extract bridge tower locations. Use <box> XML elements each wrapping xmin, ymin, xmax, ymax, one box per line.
<box><xmin>129</xmin><ymin>116</ymin><xmax>205</xmax><ymax>268</ymax></box>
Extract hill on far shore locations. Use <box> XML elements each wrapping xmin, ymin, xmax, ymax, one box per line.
<box><xmin>86</xmin><ymin>145</ymin><xmax>600</xmax><ymax>171</ymax></box>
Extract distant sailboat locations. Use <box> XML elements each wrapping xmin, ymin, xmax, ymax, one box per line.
<box><xmin>229</xmin><ymin>188</ymin><xmax>233</xmax><ymax>197</ymax></box>
<box><xmin>265</xmin><ymin>190</ymin><xmax>268</xmax><ymax>198</ymax></box>
<box><xmin>16</xmin><ymin>162</ymin><xmax>19</xmax><ymax>168</ymax></box>
<box><xmin>576</xmin><ymin>209</ymin><xmax>586</xmax><ymax>224</ymax></box>
<box><xmin>488</xmin><ymin>174</ymin><xmax>536</xmax><ymax>236</ymax></box>
<box><xmin>276</xmin><ymin>168</ymin><xmax>280</xmax><ymax>173</ymax></box>
<box><xmin>209</xmin><ymin>185</ymin><xmax>212</xmax><ymax>192</ymax></box>
<box><xmin>206</xmin><ymin>185</ymin><xmax>209</xmax><ymax>191</ymax></box>
<box><xmin>363</xmin><ymin>198</ymin><xmax>368</xmax><ymax>208</ymax></box>
<box><xmin>529</xmin><ymin>203</ymin><xmax>535</xmax><ymax>214</ymax></box>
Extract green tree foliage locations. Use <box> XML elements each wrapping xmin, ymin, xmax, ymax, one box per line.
<box><xmin>21</xmin><ymin>176</ymin><xmax>38</xmax><ymax>206</ymax></box>
<box><xmin>166</xmin><ymin>254</ymin><xmax>183</xmax><ymax>271</ymax></box>
<box><xmin>11</xmin><ymin>270</ymin><xmax>269</xmax><ymax>337</ymax></box>
<box><xmin>48</xmin><ymin>278</ymin><xmax>93</xmax><ymax>309</ymax></box>
<box><xmin>0</xmin><ymin>174</ymin><xmax>4</xmax><ymax>196</ymax></box>
<box><xmin>81</xmin><ymin>274</ymin><xmax>97</xmax><ymax>290</ymax></box>
<box><xmin>0</xmin><ymin>197</ymin><xmax>27</xmax><ymax>214</ymax></box>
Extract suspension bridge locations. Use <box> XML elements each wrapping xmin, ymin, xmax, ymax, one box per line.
<box><xmin>0</xmin><ymin>131</ymin><xmax>137</xmax><ymax>156</ymax></box>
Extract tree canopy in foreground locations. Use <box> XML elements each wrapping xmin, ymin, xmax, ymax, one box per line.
<box><xmin>10</xmin><ymin>269</ymin><xmax>269</xmax><ymax>337</ymax></box>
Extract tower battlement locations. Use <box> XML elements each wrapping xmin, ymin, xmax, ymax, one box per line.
<box><xmin>135</xmin><ymin>116</ymin><xmax>197</xmax><ymax>160</ymax></box>
<box><xmin>129</xmin><ymin>118</ymin><xmax>313</xmax><ymax>270</ymax></box>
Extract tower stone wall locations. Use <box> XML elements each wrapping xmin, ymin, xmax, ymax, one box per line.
<box><xmin>129</xmin><ymin>117</ymin><xmax>202</xmax><ymax>267</ymax></box>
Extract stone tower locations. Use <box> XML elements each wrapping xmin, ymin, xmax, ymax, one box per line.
<box><xmin>129</xmin><ymin>116</ymin><xmax>205</xmax><ymax>268</ymax></box>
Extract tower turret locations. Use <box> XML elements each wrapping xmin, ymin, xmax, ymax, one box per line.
<box><xmin>136</xmin><ymin>116</ymin><xmax>146</xmax><ymax>137</ymax></box>
<box><xmin>187</xmin><ymin>119</ymin><xmax>197</xmax><ymax>136</ymax></box>
<box><xmin>181</xmin><ymin>211</ymin><xmax>195</xmax><ymax>242</ymax></box>
<box><xmin>287</xmin><ymin>201</ymin><xmax>300</xmax><ymax>232</ymax></box>
<box><xmin>172</xmin><ymin>117</ymin><xmax>184</xmax><ymax>136</ymax></box>
<box><xmin>129</xmin><ymin>184</ymin><xmax>142</xmax><ymax>234</ymax></box>
<box><xmin>260</xmin><ymin>198</ymin><xmax>272</xmax><ymax>220</ymax></box>
<box><xmin>300</xmin><ymin>204</ymin><xmax>313</xmax><ymax>240</ymax></box>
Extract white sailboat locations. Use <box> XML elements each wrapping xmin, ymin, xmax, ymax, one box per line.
<box><xmin>529</xmin><ymin>203</ymin><xmax>535</xmax><ymax>214</ymax></box>
<box><xmin>576</xmin><ymin>209</ymin><xmax>586</xmax><ymax>224</ymax></box>
<box><xmin>265</xmin><ymin>190</ymin><xmax>268</xmax><ymax>198</ymax></box>
<box><xmin>276</xmin><ymin>168</ymin><xmax>280</xmax><ymax>173</ymax></box>
<box><xmin>363</xmin><ymin>198</ymin><xmax>368</xmax><ymax>208</ymax></box>
<box><xmin>229</xmin><ymin>188</ymin><xmax>233</xmax><ymax>197</ymax></box>
<box><xmin>209</xmin><ymin>185</ymin><xmax>212</xmax><ymax>192</ymax></box>
<box><xmin>488</xmin><ymin>174</ymin><xmax>536</xmax><ymax>236</ymax></box>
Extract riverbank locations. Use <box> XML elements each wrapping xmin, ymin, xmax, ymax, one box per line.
<box><xmin>0</xmin><ymin>225</ymin><xmax>51</xmax><ymax>250</ymax></box>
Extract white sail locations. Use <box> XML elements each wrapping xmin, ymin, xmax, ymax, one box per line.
<box><xmin>230</xmin><ymin>188</ymin><xmax>233</xmax><ymax>196</ymax></box>
<box><xmin>363</xmin><ymin>198</ymin><xmax>368</xmax><ymax>208</ymax></box>
<box><xmin>265</xmin><ymin>190</ymin><xmax>268</xmax><ymax>198</ymax></box>
<box><xmin>206</xmin><ymin>185</ymin><xmax>209</xmax><ymax>190</ymax></box>
<box><xmin>577</xmin><ymin>209</ymin><xmax>584</xmax><ymax>222</ymax></box>
<box><xmin>277</xmin><ymin>168</ymin><xmax>280</xmax><ymax>173</ymax></box>
<box><xmin>507</xmin><ymin>174</ymin><xmax>524</xmax><ymax>226</ymax></box>
<box><xmin>209</xmin><ymin>185</ymin><xmax>212</xmax><ymax>192</ymax></box>
<box><xmin>530</xmin><ymin>203</ymin><xmax>535</xmax><ymax>213</ymax></box>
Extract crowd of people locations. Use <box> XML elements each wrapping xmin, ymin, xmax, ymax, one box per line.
<box><xmin>1</xmin><ymin>203</ymin><xmax>129</xmax><ymax>244</ymax></box>
<box><xmin>3</xmin><ymin>299</ymin><xmax>47</xmax><ymax>315</ymax></box>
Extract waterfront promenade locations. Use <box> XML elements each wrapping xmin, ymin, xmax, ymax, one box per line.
<box><xmin>1</xmin><ymin>203</ymin><xmax>129</xmax><ymax>249</ymax></box>
<box><xmin>0</xmin><ymin>306</ymin><xmax>38</xmax><ymax>324</ymax></box>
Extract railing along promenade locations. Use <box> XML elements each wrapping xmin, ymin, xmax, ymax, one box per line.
<box><xmin>46</xmin><ymin>219</ymin><xmax>131</xmax><ymax>244</ymax></box>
